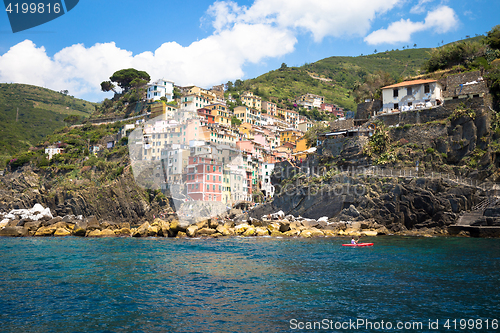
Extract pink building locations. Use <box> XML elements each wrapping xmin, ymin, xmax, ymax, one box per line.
<box><xmin>186</xmin><ymin>156</ymin><xmax>223</xmax><ymax>201</ymax></box>
<box><xmin>321</xmin><ymin>103</ymin><xmax>344</xmax><ymax>117</ymax></box>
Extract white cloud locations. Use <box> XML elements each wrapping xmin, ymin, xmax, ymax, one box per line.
<box><xmin>0</xmin><ymin>24</ymin><xmax>296</xmax><ymax>101</ymax></box>
<box><xmin>410</xmin><ymin>0</ymin><xmax>434</xmax><ymax>14</ymax></box>
<box><xmin>424</xmin><ymin>6</ymin><xmax>458</xmax><ymax>33</ymax></box>
<box><xmin>0</xmin><ymin>0</ymin><xmax>411</xmax><ymax>101</ymax></box>
<box><xmin>364</xmin><ymin>6</ymin><xmax>458</xmax><ymax>45</ymax></box>
<box><xmin>208</xmin><ymin>0</ymin><xmax>402</xmax><ymax>42</ymax></box>
<box><xmin>363</xmin><ymin>19</ymin><xmax>425</xmax><ymax>45</ymax></box>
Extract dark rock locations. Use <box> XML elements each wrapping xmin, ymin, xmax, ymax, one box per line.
<box><xmin>24</xmin><ymin>221</ymin><xmax>42</xmax><ymax>231</ymax></box>
<box><xmin>0</xmin><ymin>226</ymin><xmax>28</xmax><ymax>237</ymax></box>
<box><xmin>279</xmin><ymin>219</ymin><xmax>291</xmax><ymax>232</ymax></box>
<box><xmin>42</xmin><ymin>216</ymin><xmax>63</xmax><ymax>227</ymax></box>
<box><xmin>484</xmin><ymin>207</ymin><xmax>500</xmax><ymax>217</ymax></box>
<box><xmin>432</xmin><ymin>211</ymin><xmax>457</xmax><ymax>226</ymax></box>
<box><xmin>208</xmin><ymin>218</ymin><xmax>219</xmax><ymax>229</ymax></box>
<box><xmin>72</xmin><ymin>220</ymin><xmax>88</xmax><ymax>236</ymax></box>
<box><xmin>7</xmin><ymin>219</ymin><xmax>20</xmax><ymax>227</ymax></box>
<box><xmin>85</xmin><ymin>216</ymin><xmax>99</xmax><ymax>230</ymax></box>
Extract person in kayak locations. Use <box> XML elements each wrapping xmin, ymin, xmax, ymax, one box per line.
<box><xmin>351</xmin><ymin>237</ymin><xmax>358</xmax><ymax>244</ymax></box>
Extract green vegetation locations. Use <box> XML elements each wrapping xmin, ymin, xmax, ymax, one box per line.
<box><xmin>107</xmin><ymin>68</ymin><xmax>150</xmax><ymax>93</ymax></box>
<box><xmin>422</xmin><ymin>34</ymin><xmax>500</xmax><ymax>73</ymax></box>
<box><xmin>6</xmin><ymin>121</ymin><xmax>130</xmax><ymax>184</ymax></box>
<box><xmin>449</xmin><ymin>102</ymin><xmax>476</xmax><ymax>121</ymax></box>
<box><xmin>366</xmin><ymin>121</ymin><xmax>389</xmax><ymax>156</ymax></box>
<box><xmin>0</xmin><ymin>83</ymin><xmax>94</xmax><ymax>165</ymax></box>
<box><xmin>231</xmin><ymin>116</ymin><xmax>242</xmax><ymax>126</ymax></box>
<box><xmin>95</xmin><ymin>68</ymin><xmax>151</xmax><ymax>119</ymax></box>
<box><xmin>486</xmin><ymin>25</ymin><xmax>500</xmax><ymax>50</ymax></box>
<box><xmin>227</xmin><ymin>48</ymin><xmax>430</xmax><ymax>112</ymax></box>
<box><xmin>303</xmin><ymin>123</ymin><xmax>329</xmax><ymax>147</ymax></box>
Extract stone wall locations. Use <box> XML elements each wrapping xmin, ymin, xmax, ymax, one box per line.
<box><xmin>319</xmin><ymin>137</ymin><xmax>348</xmax><ymax>157</ymax></box>
<box><xmin>373</xmin><ymin>96</ymin><xmax>487</xmax><ymax>127</ymax></box>
<box><xmin>443</xmin><ymin>71</ymin><xmax>489</xmax><ymax>98</ymax></box>
<box><xmin>356</xmin><ymin>100</ymin><xmax>382</xmax><ymax>120</ymax></box>
<box><xmin>329</xmin><ymin>119</ymin><xmax>354</xmax><ymax>131</ymax></box>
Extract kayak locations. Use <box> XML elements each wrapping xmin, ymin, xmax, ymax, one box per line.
<box><xmin>342</xmin><ymin>243</ymin><xmax>374</xmax><ymax>247</ymax></box>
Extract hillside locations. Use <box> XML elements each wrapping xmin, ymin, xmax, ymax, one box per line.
<box><xmin>0</xmin><ymin>84</ymin><xmax>95</xmax><ymax>163</ymax></box>
<box><xmin>235</xmin><ymin>48</ymin><xmax>431</xmax><ymax>111</ymax></box>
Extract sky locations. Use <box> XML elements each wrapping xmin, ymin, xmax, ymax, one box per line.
<box><xmin>0</xmin><ymin>0</ymin><xmax>499</xmax><ymax>102</ymax></box>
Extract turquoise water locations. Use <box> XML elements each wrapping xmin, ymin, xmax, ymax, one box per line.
<box><xmin>0</xmin><ymin>236</ymin><xmax>499</xmax><ymax>332</ymax></box>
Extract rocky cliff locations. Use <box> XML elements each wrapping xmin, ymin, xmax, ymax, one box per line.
<box><xmin>0</xmin><ymin>164</ymin><xmax>171</xmax><ymax>225</ymax></box>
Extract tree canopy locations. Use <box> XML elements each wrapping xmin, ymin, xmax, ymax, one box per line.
<box><xmin>108</xmin><ymin>68</ymin><xmax>150</xmax><ymax>92</ymax></box>
<box><xmin>352</xmin><ymin>71</ymin><xmax>394</xmax><ymax>103</ymax></box>
<box><xmin>486</xmin><ymin>25</ymin><xmax>500</xmax><ymax>50</ymax></box>
<box><xmin>100</xmin><ymin>81</ymin><xmax>116</xmax><ymax>93</ymax></box>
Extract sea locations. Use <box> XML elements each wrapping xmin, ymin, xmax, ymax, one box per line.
<box><xmin>0</xmin><ymin>236</ymin><xmax>499</xmax><ymax>333</ymax></box>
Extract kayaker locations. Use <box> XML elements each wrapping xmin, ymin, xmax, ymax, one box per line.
<box><xmin>351</xmin><ymin>237</ymin><xmax>358</xmax><ymax>245</ymax></box>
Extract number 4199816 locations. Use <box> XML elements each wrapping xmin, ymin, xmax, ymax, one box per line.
<box><xmin>6</xmin><ymin>2</ymin><xmax>61</xmax><ymax>14</ymax></box>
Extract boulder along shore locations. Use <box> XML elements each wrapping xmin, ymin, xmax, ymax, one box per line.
<box><xmin>0</xmin><ymin>204</ymin><xmax>448</xmax><ymax>238</ymax></box>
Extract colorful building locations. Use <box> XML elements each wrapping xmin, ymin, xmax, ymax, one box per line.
<box><xmin>240</xmin><ymin>91</ymin><xmax>262</xmax><ymax>111</ymax></box>
<box><xmin>186</xmin><ymin>156</ymin><xmax>223</xmax><ymax>202</ymax></box>
<box><xmin>262</xmin><ymin>101</ymin><xmax>277</xmax><ymax>116</ymax></box>
<box><xmin>234</xmin><ymin>106</ymin><xmax>261</xmax><ymax>126</ymax></box>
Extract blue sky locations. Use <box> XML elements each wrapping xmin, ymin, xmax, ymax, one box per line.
<box><xmin>0</xmin><ymin>0</ymin><xmax>499</xmax><ymax>102</ymax></box>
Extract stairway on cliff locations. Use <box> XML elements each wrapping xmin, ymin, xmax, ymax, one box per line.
<box><xmin>455</xmin><ymin>198</ymin><xmax>494</xmax><ymax>226</ymax></box>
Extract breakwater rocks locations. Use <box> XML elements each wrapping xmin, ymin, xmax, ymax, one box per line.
<box><xmin>0</xmin><ymin>204</ymin><xmax>435</xmax><ymax>238</ymax></box>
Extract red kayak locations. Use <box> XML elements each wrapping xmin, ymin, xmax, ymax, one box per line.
<box><xmin>342</xmin><ymin>243</ymin><xmax>374</xmax><ymax>247</ymax></box>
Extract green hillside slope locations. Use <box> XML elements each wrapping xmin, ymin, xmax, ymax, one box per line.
<box><xmin>0</xmin><ymin>83</ymin><xmax>95</xmax><ymax>161</ymax></box>
<box><xmin>236</xmin><ymin>48</ymin><xmax>431</xmax><ymax>111</ymax></box>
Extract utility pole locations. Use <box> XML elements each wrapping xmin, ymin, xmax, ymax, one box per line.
<box><xmin>16</xmin><ymin>107</ymin><xmax>19</xmax><ymax>122</ymax></box>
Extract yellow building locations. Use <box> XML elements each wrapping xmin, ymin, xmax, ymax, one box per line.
<box><xmin>293</xmin><ymin>136</ymin><xmax>310</xmax><ymax>160</ymax></box>
<box><xmin>180</xmin><ymin>85</ymin><xmax>217</xmax><ymax>103</ymax></box>
<box><xmin>238</xmin><ymin>122</ymin><xmax>253</xmax><ymax>139</ymax></box>
<box><xmin>205</xmin><ymin>103</ymin><xmax>232</xmax><ymax>127</ymax></box>
<box><xmin>280</xmin><ymin>128</ymin><xmax>303</xmax><ymax>145</ymax></box>
<box><xmin>222</xmin><ymin>167</ymin><xmax>232</xmax><ymax>204</ymax></box>
<box><xmin>150</xmin><ymin>101</ymin><xmax>179</xmax><ymax>116</ymax></box>
<box><xmin>234</xmin><ymin>106</ymin><xmax>261</xmax><ymax>126</ymax></box>
<box><xmin>240</xmin><ymin>91</ymin><xmax>262</xmax><ymax>111</ymax></box>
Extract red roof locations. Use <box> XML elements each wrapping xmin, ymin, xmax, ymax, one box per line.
<box><xmin>382</xmin><ymin>79</ymin><xmax>437</xmax><ymax>89</ymax></box>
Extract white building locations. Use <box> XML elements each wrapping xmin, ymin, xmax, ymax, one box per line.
<box><xmin>381</xmin><ymin>79</ymin><xmax>444</xmax><ymax>113</ymax></box>
<box><xmin>296</xmin><ymin>93</ymin><xmax>324</xmax><ymax>110</ymax></box>
<box><xmin>261</xmin><ymin>163</ymin><xmax>275</xmax><ymax>198</ymax></box>
<box><xmin>45</xmin><ymin>146</ymin><xmax>64</xmax><ymax>160</ymax></box>
<box><xmin>160</xmin><ymin>144</ymin><xmax>190</xmax><ymax>184</ymax></box>
<box><xmin>180</xmin><ymin>94</ymin><xmax>211</xmax><ymax>112</ymax></box>
<box><xmin>147</xmin><ymin>79</ymin><xmax>174</xmax><ymax>102</ymax></box>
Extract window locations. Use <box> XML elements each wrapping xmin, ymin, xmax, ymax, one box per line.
<box><xmin>207</xmin><ymin>185</ymin><xmax>210</xmax><ymax>190</ymax></box>
<box><xmin>407</xmin><ymin>87</ymin><xmax>412</xmax><ymax>95</ymax></box>
<box><xmin>213</xmin><ymin>185</ymin><xmax>216</xmax><ymax>190</ymax></box>
<box><xmin>393</xmin><ymin>89</ymin><xmax>398</xmax><ymax>97</ymax></box>
<box><xmin>394</xmin><ymin>103</ymin><xmax>399</xmax><ymax>110</ymax></box>
<box><xmin>424</xmin><ymin>84</ymin><xmax>430</xmax><ymax>94</ymax></box>
<box><xmin>207</xmin><ymin>175</ymin><xmax>210</xmax><ymax>180</ymax></box>
<box><xmin>408</xmin><ymin>102</ymin><xmax>412</xmax><ymax>107</ymax></box>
